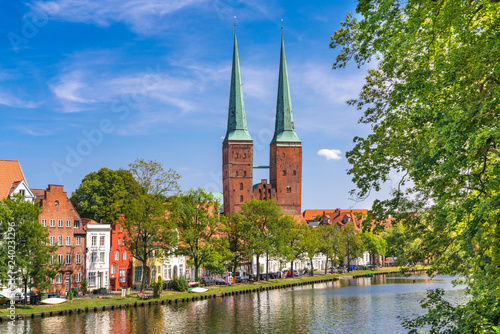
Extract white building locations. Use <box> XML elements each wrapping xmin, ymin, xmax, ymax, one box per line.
<box><xmin>163</xmin><ymin>253</ymin><xmax>186</xmax><ymax>281</ymax></box>
<box><xmin>83</xmin><ymin>219</ymin><xmax>111</xmax><ymax>290</ymax></box>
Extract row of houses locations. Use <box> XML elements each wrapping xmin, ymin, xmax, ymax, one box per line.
<box><xmin>0</xmin><ymin>160</ymin><xmax>189</xmax><ymax>296</ymax></box>
<box><xmin>1</xmin><ymin>159</ymin><xmax>386</xmax><ymax>296</ymax></box>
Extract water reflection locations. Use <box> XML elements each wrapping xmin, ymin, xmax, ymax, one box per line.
<box><xmin>1</xmin><ymin>275</ymin><xmax>467</xmax><ymax>334</ymax></box>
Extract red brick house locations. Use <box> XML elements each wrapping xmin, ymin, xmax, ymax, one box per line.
<box><xmin>33</xmin><ymin>185</ymin><xmax>86</xmax><ymax>295</ymax></box>
<box><xmin>109</xmin><ymin>219</ymin><xmax>132</xmax><ymax>290</ymax></box>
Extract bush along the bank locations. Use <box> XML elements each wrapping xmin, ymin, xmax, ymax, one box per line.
<box><xmin>151</xmin><ymin>278</ymin><xmax>164</xmax><ymax>297</ymax></box>
<box><xmin>169</xmin><ymin>277</ymin><xmax>188</xmax><ymax>292</ymax></box>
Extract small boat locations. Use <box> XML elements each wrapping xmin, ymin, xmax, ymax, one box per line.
<box><xmin>365</xmin><ymin>274</ymin><xmax>374</xmax><ymax>277</ymax></box>
<box><xmin>188</xmin><ymin>287</ymin><xmax>209</xmax><ymax>293</ymax></box>
<box><xmin>41</xmin><ymin>298</ymin><xmax>67</xmax><ymax>305</ymax></box>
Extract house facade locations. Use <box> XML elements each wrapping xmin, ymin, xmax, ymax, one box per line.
<box><xmin>109</xmin><ymin>221</ymin><xmax>132</xmax><ymax>290</ymax></box>
<box><xmin>32</xmin><ymin>185</ymin><xmax>86</xmax><ymax>295</ymax></box>
<box><xmin>83</xmin><ymin>219</ymin><xmax>111</xmax><ymax>290</ymax></box>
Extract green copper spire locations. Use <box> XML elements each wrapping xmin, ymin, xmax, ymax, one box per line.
<box><xmin>224</xmin><ymin>33</ymin><xmax>252</xmax><ymax>142</ymax></box>
<box><xmin>271</xmin><ymin>34</ymin><xmax>300</xmax><ymax>144</ymax></box>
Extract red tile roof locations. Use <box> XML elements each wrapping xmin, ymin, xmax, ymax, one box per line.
<box><xmin>0</xmin><ymin>160</ymin><xmax>27</xmax><ymax>200</ymax></box>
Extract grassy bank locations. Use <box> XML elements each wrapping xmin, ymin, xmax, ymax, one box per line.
<box><xmin>0</xmin><ymin>267</ymin><xmax>424</xmax><ymax>317</ymax></box>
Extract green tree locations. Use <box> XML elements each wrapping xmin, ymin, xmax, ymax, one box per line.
<box><xmin>123</xmin><ymin>192</ymin><xmax>177</xmax><ymax>291</ymax></box>
<box><xmin>129</xmin><ymin>158</ymin><xmax>181</xmax><ymax>197</ymax></box>
<box><xmin>168</xmin><ymin>189</ymin><xmax>227</xmax><ymax>281</ymax></box>
<box><xmin>319</xmin><ymin>224</ymin><xmax>343</xmax><ymax>274</ymax></box>
<box><xmin>299</xmin><ymin>226</ymin><xmax>322</xmax><ymax>276</ymax></box>
<box><xmin>361</xmin><ymin>230</ymin><xmax>387</xmax><ymax>268</ymax></box>
<box><xmin>70</xmin><ymin>167</ymin><xmax>141</xmax><ymax>222</ymax></box>
<box><xmin>340</xmin><ymin>222</ymin><xmax>364</xmax><ymax>272</ymax></box>
<box><xmin>240</xmin><ymin>199</ymin><xmax>283</xmax><ymax>281</ymax></box>
<box><xmin>331</xmin><ymin>1</ymin><xmax>500</xmax><ymax>331</ymax></box>
<box><xmin>279</xmin><ymin>216</ymin><xmax>306</xmax><ymax>278</ymax></box>
<box><xmin>224</xmin><ymin>212</ymin><xmax>252</xmax><ymax>274</ymax></box>
<box><xmin>0</xmin><ymin>194</ymin><xmax>59</xmax><ymax>301</ymax></box>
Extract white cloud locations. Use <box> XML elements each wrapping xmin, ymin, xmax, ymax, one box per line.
<box><xmin>0</xmin><ymin>91</ymin><xmax>39</xmax><ymax>109</ymax></box>
<box><xmin>29</xmin><ymin>0</ymin><xmax>206</xmax><ymax>35</ymax></box>
<box><xmin>318</xmin><ymin>148</ymin><xmax>342</xmax><ymax>161</ymax></box>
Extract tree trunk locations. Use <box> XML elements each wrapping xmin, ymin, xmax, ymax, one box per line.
<box><xmin>195</xmin><ymin>264</ymin><xmax>200</xmax><ymax>281</ymax></box>
<box><xmin>140</xmin><ymin>263</ymin><xmax>147</xmax><ymax>291</ymax></box>
<box><xmin>324</xmin><ymin>256</ymin><xmax>328</xmax><ymax>275</ymax></box>
<box><xmin>256</xmin><ymin>255</ymin><xmax>260</xmax><ymax>282</ymax></box>
<box><xmin>310</xmin><ymin>259</ymin><xmax>314</xmax><ymax>276</ymax></box>
<box><xmin>265</xmin><ymin>254</ymin><xmax>269</xmax><ymax>281</ymax></box>
<box><xmin>290</xmin><ymin>260</ymin><xmax>294</xmax><ymax>279</ymax></box>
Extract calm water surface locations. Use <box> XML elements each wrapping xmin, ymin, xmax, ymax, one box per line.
<box><xmin>1</xmin><ymin>274</ymin><xmax>467</xmax><ymax>334</ymax></box>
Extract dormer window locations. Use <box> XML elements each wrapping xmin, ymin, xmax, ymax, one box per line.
<box><xmin>55</xmin><ymin>200</ymin><xmax>59</xmax><ymax>207</ymax></box>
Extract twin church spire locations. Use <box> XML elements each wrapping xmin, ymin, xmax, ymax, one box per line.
<box><xmin>223</xmin><ymin>32</ymin><xmax>300</xmax><ymax>144</ymax></box>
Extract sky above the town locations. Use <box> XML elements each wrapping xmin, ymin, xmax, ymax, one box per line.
<box><xmin>0</xmin><ymin>0</ymin><xmax>395</xmax><ymax>210</ymax></box>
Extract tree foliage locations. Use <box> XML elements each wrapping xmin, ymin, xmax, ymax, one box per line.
<box><xmin>0</xmin><ymin>194</ymin><xmax>59</xmax><ymax>296</ymax></box>
<box><xmin>70</xmin><ymin>167</ymin><xmax>141</xmax><ymax>222</ymax></box>
<box><xmin>168</xmin><ymin>189</ymin><xmax>227</xmax><ymax>281</ymax></box>
<box><xmin>331</xmin><ymin>0</ymin><xmax>500</xmax><ymax>331</ymax></box>
<box><xmin>239</xmin><ymin>199</ymin><xmax>283</xmax><ymax>281</ymax></box>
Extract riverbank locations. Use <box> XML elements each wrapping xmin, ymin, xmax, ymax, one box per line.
<box><xmin>0</xmin><ymin>267</ymin><xmax>427</xmax><ymax>321</ymax></box>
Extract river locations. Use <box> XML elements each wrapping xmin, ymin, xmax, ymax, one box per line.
<box><xmin>1</xmin><ymin>274</ymin><xmax>467</xmax><ymax>334</ymax></box>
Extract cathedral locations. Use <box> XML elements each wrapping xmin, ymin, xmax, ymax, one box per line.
<box><xmin>222</xmin><ymin>33</ymin><xmax>302</xmax><ymax>216</ymax></box>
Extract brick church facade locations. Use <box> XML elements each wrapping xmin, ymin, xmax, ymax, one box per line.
<box><xmin>223</xmin><ymin>33</ymin><xmax>302</xmax><ymax>216</ymax></box>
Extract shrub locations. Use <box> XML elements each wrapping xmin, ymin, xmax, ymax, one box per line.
<box><xmin>169</xmin><ymin>277</ymin><xmax>188</xmax><ymax>292</ymax></box>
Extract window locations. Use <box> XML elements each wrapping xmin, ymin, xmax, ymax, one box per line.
<box><xmin>58</xmin><ymin>254</ymin><xmax>64</xmax><ymax>264</ymax></box>
<box><xmin>66</xmin><ymin>236</ymin><xmax>71</xmax><ymax>246</ymax></box>
<box><xmin>66</xmin><ymin>254</ymin><xmax>71</xmax><ymax>264</ymax></box>
<box><xmin>286</xmin><ymin>185</ymin><xmax>292</xmax><ymax>193</ymax></box>
<box><xmin>66</xmin><ymin>220</ymin><xmax>71</xmax><ymax>227</ymax></box>
<box><xmin>75</xmin><ymin>272</ymin><xmax>81</xmax><ymax>283</ymax></box>
<box><xmin>91</xmin><ymin>252</ymin><xmax>97</xmax><ymax>263</ymax></box>
<box><xmin>135</xmin><ymin>267</ymin><xmax>142</xmax><ymax>283</ymax></box>
<box><xmin>120</xmin><ymin>226</ymin><xmax>123</xmax><ymax>232</ymax></box>
<box><xmin>50</xmin><ymin>219</ymin><xmax>55</xmax><ymax>227</ymax></box>
<box><xmin>76</xmin><ymin>236</ymin><xmax>81</xmax><ymax>246</ymax></box>
<box><xmin>50</xmin><ymin>255</ymin><xmax>55</xmax><ymax>264</ymax></box>
<box><xmin>179</xmin><ymin>264</ymin><xmax>184</xmax><ymax>278</ymax></box>
<box><xmin>54</xmin><ymin>200</ymin><xmax>59</xmax><ymax>207</ymax></box>
<box><xmin>74</xmin><ymin>221</ymin><xmax>80</xmax><ymax>229</ymax></box>
<box><xmin>149</xmin><ymin>251</ymin><xmax>153</xmax><ymax>258</ymax></box>
<box><xmin>88</xmin><ymin>272</ymin><xmax>96</xmax><ymax>286</ymax></box>
<box><xmin>244</xmin><ymin>171</ymin><xmax>247</xmax><ymax>177</ymax></box>
<box><xmin>20</xmin><ymin>189</ymin><xmax>25</xmax><ymax>196</ymax></box>
<box><xmin>58</xmin><ymin>236</ymin><xmax>63</xmax><ymax>246</ymax></box>
<box><xmin>119</xmin><ymin>269</ymin><xmax>126</xmax><ymax>283</ymax></box>
<box><xmin>235</xmin><ymin>153</ymin><xmax>238</xmax><ymax>159</ymax></box>
<box><xmin>42</xmin><ymin>219</ymin><xmax>47</xmax><ymax>227</ymax></box>
<box><xmin>283</xmin><ymin>169</ymin><xmax>287</xmax><ymax>176</ymax></box>
<box><xmin>76</xmin><ymin>254</ymin><xmax>81</xmax><ymax>264</ymax></box>
<box><xmin>235</xmin><ymin>171</ymin><xmax>239</xmax><ymax>177</ymax></box>
<box><xmin>99</xmin><ymin>252</ymin><xmax>105</xmax><ymax>263</ymax></box>
<box><xmin>240</xmin><ymin>183</ymin><xmax>243</xmax><ymax>190</ymax></box>
<box><xmin>115</xmin><ymin>251</ymin><xmax>119</xmax><ymax>261</ymax></box>
<box><xmin>100</xmin><ymin>236</ymin><xmax>105</xmax><ymax>247</ymax></box>
<box><xmin>111</xmin><ymin>265</ymin><xmax>116</xmax><ymax>274</ymax></box>
<box><xmin>50</xmin><ymin>236</ymin><xmax>55</xmax><ymax>246</ymax></box>
<box><xmin>240</xmin><ymin>195</ymin><xmax>243</xmax><ymax>202</ymax></box>
<box><xmin>243</xmin><ymin>153</ymin><xmax>246</xmax><ymax>159</ymax></box>
<box><xmin>123</xmin><ymin>251</ymin><xmax>127</xmax><ymax>261</ymax></box>
<box><xmin>56</xmin><ymin>274</ymin><xmax>62</xmax><ymax>284</ymax></box>
<box><xmin>91</xmin><ymin>236</ymin><xmax>97</xmax><ymax>246</ymax></box>
<box><xmin>118</xmin><ymin>238</ymin><xmax>121</xmax><ymax>246</ymax></box>
<box><xmin>293</xmin><ymin>170</ymin><xmax>297</xmax><ymax>176</ymax></box>
<box><xmin>58</xmin><ymin>219</ymin><xmax>63</xmax><ymax>227</ymax></box>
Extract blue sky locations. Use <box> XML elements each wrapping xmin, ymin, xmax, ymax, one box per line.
<box><xmin>0</xmin><ymin>0</ymin><xmax>392</xmax><ymax>210</ymax></box>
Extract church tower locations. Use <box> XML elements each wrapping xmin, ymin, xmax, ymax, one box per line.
<box><xmin>269</xmin><ymin>34</ymin><xmax>302</xmax><ymax>216</ymax></box>
<box><xmin>222</xmin><ymin>33</ymin><xmax>253</xmax><ymax>215</ymax></box>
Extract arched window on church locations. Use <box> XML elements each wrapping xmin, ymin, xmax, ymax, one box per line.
<box><xmin>244</xmin><ymin>171</ymin><xmax>247</xmax><ymax>177</ymax></box>
<box><xmin>286</xmin><ymin>185</ymin><xmax>292</xmax><ymax>193</ymax></box>
<box><xmin>240</xmin><ymin>195</ymin><xmax>243</xmax><ymax>202</ymax></box>
<box><xmin>240</xmin><ymin>183</ymin><xmax>243</xmax><ymax>190</ymax></box>
<box><xmin>283</xmin><ymin>170</ymin><xmax>287</xmax><ymax>176</ymax></box>
<box><xmin>293</xmin><ymin>170</ymin><xmax>296</xmax><ymax>176</ymax></box>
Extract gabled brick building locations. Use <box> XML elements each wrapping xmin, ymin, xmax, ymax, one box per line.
<box><xmin>33</xmin><ymin>185</ymin><xmax>86</xmax><ymax>295</ymax></box>
<box><xmin>222</xmin><ymin>34</ymin><xmax>302</xmax><ymax>216</ymax></box>
<box><xmin>109</xmin><ymin>219</ymin><xmax>132</xmax><ymax>290</ymax></box>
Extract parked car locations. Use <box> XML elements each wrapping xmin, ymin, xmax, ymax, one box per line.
<box><xmin>233</xmin><ymin>269</ymin><xmax>249</xmax><ymax>283</ymax></box>
<box><xmin>214</xmin><ymin>278</ymin><xmax>226</xmax><ymax>285</ymax></box>
<box><xmin>13</xmin><ymin>293</ymin><xmax>24</xmax><ymax>303</ymax></box>
<box><xmin>201</xmin><ymin>277</ymin><xmax>214</xmax><ymax>286</ymax></box>
<box><xmin>286</xmin><ymin>270</ymin><xmax>299</xmax><ymax>277</ymax></box>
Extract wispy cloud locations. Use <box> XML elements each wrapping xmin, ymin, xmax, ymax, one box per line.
<box><xmin>15</xmin><ymin>126</ymin><xmax>54</xmax><ymax>136</ymax></box>
<box><xmin>318</xmin><ymin>148</ymin><xmax>342</xmax><ymax>161</ymax></box>
<box><xmin>29</xmin><ymin>0</ymin><xmax>206</xmax><ymax>34</ymax></box>
<box><xmin>0</xmin><ymin>91</ymin><xmax>39</xmax><ymax>109</ymax></box>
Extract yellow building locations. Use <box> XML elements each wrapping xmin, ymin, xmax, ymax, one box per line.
<box><xmin>132</xmin><ymin>250</ymin><xmax>163</xmax><ymax>287</ymax></box>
